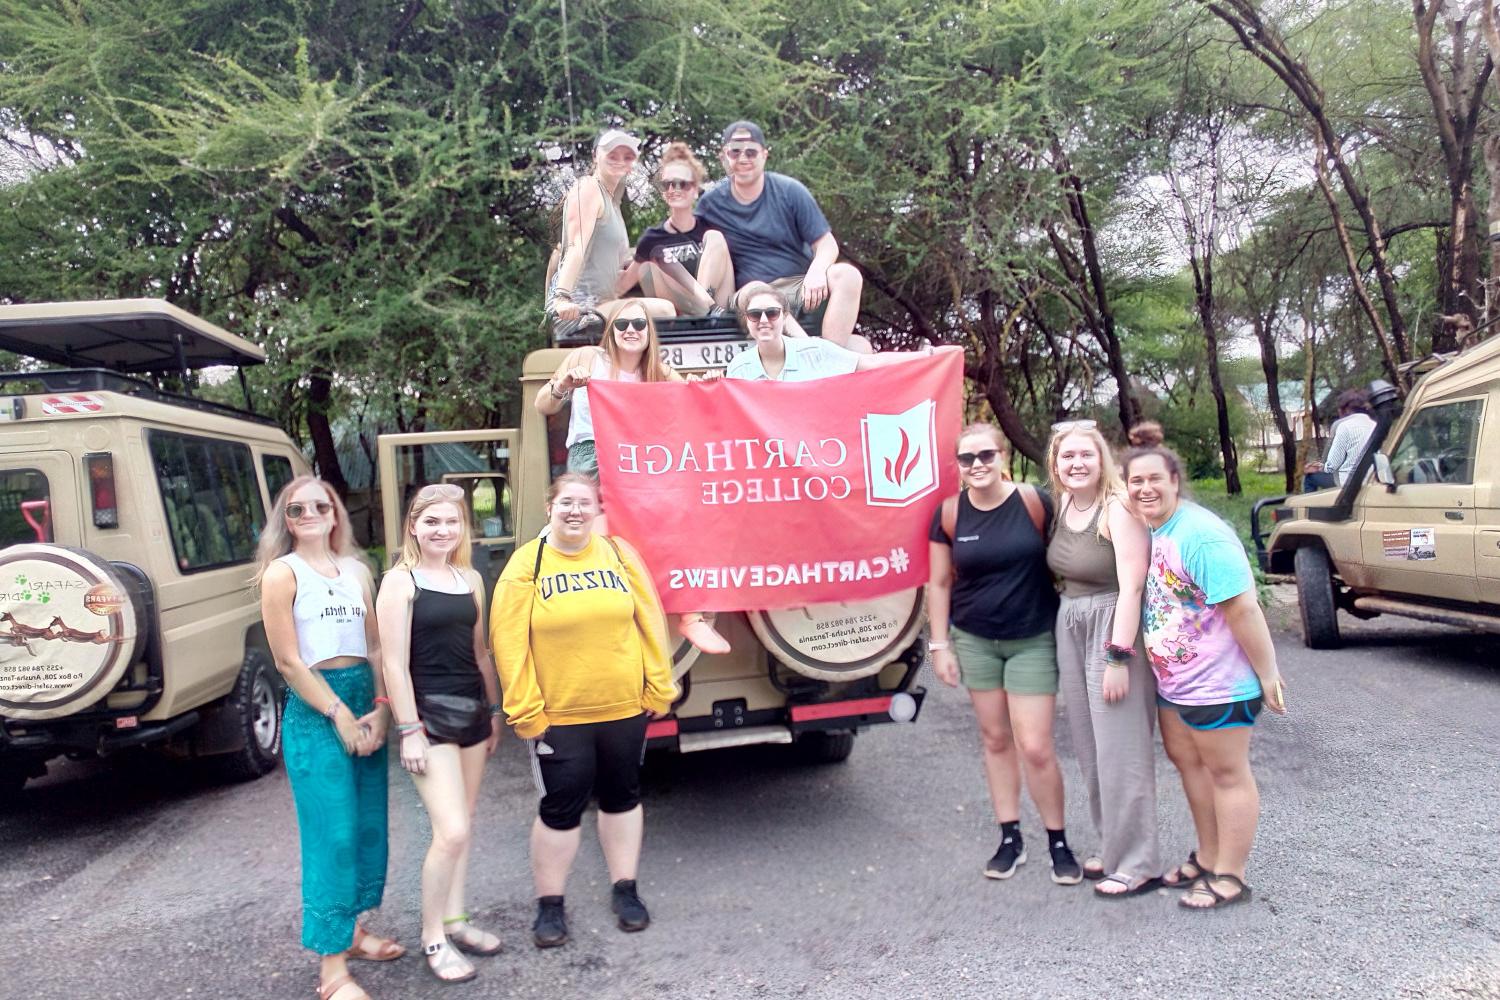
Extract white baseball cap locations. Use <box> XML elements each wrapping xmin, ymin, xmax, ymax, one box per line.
<box><xmin>596</xmin><ymin>129</ymin><xmax>640</xmax><ymax>155</ymax></box>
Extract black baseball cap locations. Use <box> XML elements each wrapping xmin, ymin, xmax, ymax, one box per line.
<box><xmin>720</xmin><ymin>120</ymin><xmax>767</xmax><ymax>147</ymax></box>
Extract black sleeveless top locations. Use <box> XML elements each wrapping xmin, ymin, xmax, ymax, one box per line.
<box><xmin>410</xmin><ymin>569</ymin><xmax>484</xmax><ymax>699</ymax></box>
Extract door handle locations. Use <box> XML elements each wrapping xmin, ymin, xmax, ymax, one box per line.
<box><xmin>1444</xmin><ymin>510</ymin><xmax>1464</xmax><ymax>520</ymax></box>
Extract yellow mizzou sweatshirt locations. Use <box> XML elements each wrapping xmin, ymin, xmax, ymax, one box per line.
<box><xmin>490</xmin><ymin>534</ymin><xmax>676</xmax><ymax>739</ymax></box>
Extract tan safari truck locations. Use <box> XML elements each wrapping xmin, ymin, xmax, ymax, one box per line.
<box><xmin>376</xmin><ymin>318</ymin><xmax>928</xmax><ymax>762</ymax></box>
<box><xmin>0</xmin><ymin>300</ymin><xmax>311</xmax><ymax>797</ymax></box>
<box><xmin>1254</xmin><ymin>333</ymin><xmax>1500</xmax><ymax>648</ymax></box>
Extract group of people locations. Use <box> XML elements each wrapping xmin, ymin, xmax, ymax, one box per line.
<box><xmin>927</xmin><ymin>420</ymin><xmax>1287</xmax><ymax>907</ymax></box>
<box><xmin>257</xmin><ymin>473</ymin><xmax>673</xmax><ymax>1000</ymax></box>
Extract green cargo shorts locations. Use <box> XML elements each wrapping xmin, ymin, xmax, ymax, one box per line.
<box><xmin>950</xmin><ymin>627</ymin><xmax>1058</xmax><ymax>695</ymax></box>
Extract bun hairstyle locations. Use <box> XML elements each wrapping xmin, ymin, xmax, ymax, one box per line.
<box><xmin>1127</xmin><ymin>420</ymin><xmax>1164</xmax><ymax>448</ymax></box>
<box><xmin>656</xmin><ymin>142</ymin><xmax>706</xmax><ymax>187</ymax></box>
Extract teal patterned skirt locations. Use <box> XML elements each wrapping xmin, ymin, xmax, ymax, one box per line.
<box><xmin>282</xmin><ymin>662</ymin><xmax>389</xmax><ymax>955</ymax></box>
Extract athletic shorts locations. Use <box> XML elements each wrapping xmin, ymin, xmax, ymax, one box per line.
<box><xmin>566</xmin><ymin>440</ymin><xmax>598</xmax><ymax>476</ymax></box>
<box><xmin>950</xmin><ymin>627</ymin><xmax>1058</xmax><ymax>695</ymax></box>
<box><xmin>1157</xmin><ymin>695</ymin><xmax>1263</xmax><ymax>731</ymax></box>
<box><xmin>529</xmin><ymin>713</ymin><xmax>649</xmax><ymax>831</ymax></box>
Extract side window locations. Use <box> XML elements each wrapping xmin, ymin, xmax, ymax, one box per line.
<box><xmin>149</xmin><ymin>432</ymin><xmax>268</xmax><ymax>572</ymax></box>
<box><xmin>1388</xmin><ymin>399</ymin><xmax>1484</xmax><ymax>486</ymax></box>
<box><xmin>262</xmin><ymin>454</ymin><xmax>294</xmax><ymax>504</ymax></box>
<box><xmin>0</xmin><ymin>469</ymin><xmax>51</xmax><ymax>546</ymax></box>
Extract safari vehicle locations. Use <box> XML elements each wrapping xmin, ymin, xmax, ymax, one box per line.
<box><xmin>0</xmin><ymin>300</ymin><xmax>311</xmax><ymax>796</ymax></box>
<box><xmin>377</xmin><ymin>316</ymin><xmax>928</xmax><ymax>762</ymax></box>
<box><xmin>1253</xmin><ymin>333</ymin><xmax>1500</xmax><ymax>648</ymax></box>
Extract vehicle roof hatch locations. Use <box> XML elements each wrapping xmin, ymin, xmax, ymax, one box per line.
<box><xmin>0</xmin><ymin>299</ymin><xmax>265</xmax><ymax>373</ymax></box>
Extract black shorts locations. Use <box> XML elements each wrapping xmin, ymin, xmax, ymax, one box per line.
<box><xmin>1158</xmin><ymin>694</ymin><xmax>1263</xmax><ymax>731</ymax></box>
<box><xmin>529</xmin><ymin>714</ymin><xmax>649</xmax><ymax>831</ymax></box>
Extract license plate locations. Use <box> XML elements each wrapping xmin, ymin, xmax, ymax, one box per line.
<box><xmin>659</xmin><ymin>339</ymin><xmax>752</xmax><ymax>370</ymax></box>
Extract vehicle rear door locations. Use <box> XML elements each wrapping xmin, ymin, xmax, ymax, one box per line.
<box><xmin>1360</xmin><ymin>396</ymin><xmax>1484</xmax><ymax>603</ymax></box>
<box><xmin>376</xmin><ymin>430</ymin><xmax>521</xmax><ymax>598</ymax></box>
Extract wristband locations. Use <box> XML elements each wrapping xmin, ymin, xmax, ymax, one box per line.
<box><xmin>374</xmin><ymin>696</ymin><xmax>391</xmax><ymax>707</ymax></box>
<box><xmin>1103</xmin><ymin>643</ymin><xmax>1134</xmax><ymax>664</ymax></box>
<box><xmin>489</xmin><ymin>703</ymin><xmax>503</xmax><ymax>717</ymax></box>
<box><xmin>396</xmin><ymin>721</ymin><xmax>424</xmax><ymax>735</ymax></box>
<box><xmin>323</xmin><ymin>699</ymin><xmax>343</xmax><ymax>721</ymax></box>
<box><xmin>549</xmin><ymin>382</ymin><xmax>570</xmax><ymax>400</ymax></box>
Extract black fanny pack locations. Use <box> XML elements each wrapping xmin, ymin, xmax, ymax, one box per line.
<box><xmin>416</xmin><ymin>692</ymin><xmax>491</xmax><ymax>745</ymax></box>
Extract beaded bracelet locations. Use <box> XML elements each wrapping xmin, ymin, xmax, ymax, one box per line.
<box><xmin>395</xmin><ymin>722</ymin><xmax>425</xmax><ymax>737</ymax></box>
<box><xmin>323</xmin><ymin>699</ymin><xmax>344</xmax><ymax>721</ymax></box>
<box><xmin>374</xmin><ymin>696</ymin><xmax>391</xmax><ymax>707</ymax></box>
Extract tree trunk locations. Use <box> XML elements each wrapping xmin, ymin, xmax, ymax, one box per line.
<box><xmin>1188</xmin><ymin>256</ymin><xmax>1241</xmax><ymax>494</ymax></box>
<box><xmin>1251</xmin><ymin>315</ymin><xmax>1297</xmax><ymax>492</ymax></box>
<box><xmin>1486</xmin><ymin>133</ymin><xmax>1500</xmax><ymax>329</ymax></box>
<box><xmin>306</xmin><ymin>372</ymin><xmax>349</xmax><ymax>498</ymax></box>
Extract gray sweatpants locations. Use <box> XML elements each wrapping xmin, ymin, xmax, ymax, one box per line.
<box><xmin>1056</xmin><ymin>591</ymin><xmax>1162</xmax><ymax>879</ymax></box>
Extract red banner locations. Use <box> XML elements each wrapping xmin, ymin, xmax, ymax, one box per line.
<box><xmin>590</xmin><ymin>352</ymin><xmax>963</xmax><ymax>612</ymax></box>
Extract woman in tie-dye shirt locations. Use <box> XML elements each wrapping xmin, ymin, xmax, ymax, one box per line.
<box><xmin>1123</xmin><ymin>445</ymin><xmax>1287</xmax><ymax>911</ymax></box>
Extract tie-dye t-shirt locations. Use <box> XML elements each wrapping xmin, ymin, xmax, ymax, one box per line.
<box><xmin>1143</xmin><ymin>501</ymin><xmax>1262</xmax><ymax>706</ymax></box>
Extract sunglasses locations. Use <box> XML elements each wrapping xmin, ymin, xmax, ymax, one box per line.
<box><xmin>285</xmin><ymin>500</ymin><xmax>333</xmax><ymax>518</ymax></box>
<box><xmin>416</xmin><ymin>483</ymin><xmax>465</xmax><ymax>500</ymax></box>
<box><xmin>745</xmin><ymin>307</ymin><xmax>783</xmax><ymax>323</ymax></box>
<box><xmin>957</xmin><ymin>449</ymin><xmax>1001</xmax><ymax>468</ymax></box>
<box><xmin>660</xmin><ymin>179</ymin><xmax>695</xmax><ymax>192</ymax></box>
<box><xmin>1051</xmin><ymin>419</ymin><xmax>1098</xmax><ymax>434</ymax></box>
<box><xmin>613</xmin><ymin>317</ymin><xmax>649</xmax><ymax>332</ymax></box>
<box><xmin>724</xmin><ymin>146</ymin><xmax>763</xmax><ymax>160</ymax></box>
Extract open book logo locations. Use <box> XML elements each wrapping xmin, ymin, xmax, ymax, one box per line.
<box><xmin>861</xmin><ymin>400</ymin><xmax>938</xmax><ymax>507</ymax></box>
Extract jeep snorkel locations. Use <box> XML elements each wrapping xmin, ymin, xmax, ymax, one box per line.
<box><xmin>1309</xmin><ymin>378</ymin><xmax>1402</xmax><ymax>523</ymax></box>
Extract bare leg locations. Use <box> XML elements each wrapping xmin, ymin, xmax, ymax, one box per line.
<box><xmin>638</xmin><ymin>262</ymin><xmax>713</xmax><ymax>316</ymax></box>
<box><xmin>598</xmin><ymin>296</ymin><xmax>677</xmax><ymax>321</ymax></box>
<box><xmin>1181</xmin><ymin>726</ymin><xmax>1258</xmax><ymax>907</ymax></box>
<box><xmin>531</xmin><ymin>817</ymin><xmax>582</xmax><ymax>897</ymax></box>
<box><xmin>597</xmin><ymin>804</ymin><xmax>645</xmax><ymax>882</ymax></box>
<box><xmin>410</xmin><ymin>744</ymin><xmax>472</xmax><ymax>948</ymax></box>
<box><xmin>968</xmin><ymin>688</ymin><xmax>1022</xmax><ymax>823</ymax></box>
<box><xmin>1160</xmin><ymin>708</ymin><xmax>1220</xmax><ymax>875</ymax></box>
<box><xmin>318</xmin><ymin>955</ymin><xmax>356</xmax><ymax>997</ymax></box>
<box><xmin>1007</xmin><ymin>693</ymin><xmax>1066</xmax><ymax>829</ymax></box>
<box><xmin>442</xmin><ymin>742</ymin><xmax>492</xmax><ymax>922</ymax></box>
<box><xmin>699</xmin><ymin>231</ymin><xmax>735</xmax><ymax>309</ymax></box>
<box><xmin>819</xmin><ymin>262</ymin><xmax>864</xmax><ymax>348</ymax></box>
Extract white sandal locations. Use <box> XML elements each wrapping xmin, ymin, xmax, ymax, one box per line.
<box><xmin>424</xmin><ymin>939</ymin><xmax>477</xmax><ymax>984</ymax></box>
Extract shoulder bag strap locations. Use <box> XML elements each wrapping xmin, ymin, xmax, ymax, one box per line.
<box><xmin>1018</xmin><ymin>483</ymin><xmax>1046</xmax><ymax>538</ymax></box>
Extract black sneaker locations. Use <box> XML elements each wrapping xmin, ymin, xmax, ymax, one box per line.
<box><xmin>984</xmin><ymin>837</ymin><xmax>1027</xmax><ymax>879</ymax></box>
<box><xmin>1049</xmin><ymin>841</ymin><xmax>1083</xmax><ymax>885</ymax></box>
<box><xmin>532</xmin><ymin>895</ymin><xmax>568</xmax><ymax>948</ymax></box>
<box><xmin>611</xmin><ymin>879</ymin><xmax>651</xmax><ymax>932</ymax></box>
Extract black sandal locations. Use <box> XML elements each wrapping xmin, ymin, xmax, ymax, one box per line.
<box><xmin>1093</xmin><ymin>873</ymin><xmax>1162</xmax><ymax>899</ymax></box>
<box><xmin>1161</xmin><ymin>850</ymin><xmax>1204</xmax><ymax>888</ymax></box>
<box><xmin>1177</xmin><ymin>872</ymin><xmax>1252</xmax><ymax>910</ymax></box>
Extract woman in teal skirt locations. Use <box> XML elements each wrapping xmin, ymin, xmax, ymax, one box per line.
<box><xmin>258</xmin><ymin>476</ymin><xmax>402</xmax><ymax>1000</ymax></box>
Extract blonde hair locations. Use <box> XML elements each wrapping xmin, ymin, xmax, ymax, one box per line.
<box><xmin>1047</xmin><ymin>425</ymin><xmax>1127</xmax><ymax>533</ymax></box>
<box><xmin>393</xmin><ymin>486</ymin><xmax>474</xmax><ymax>572</ymax></box>
<box><xmin>253</xmin><ymin>476</ymin><xmax>357</xmax><ymax>586</ymax></box>
<box><xmin>656</xmin><ymin>141</ymin><xmax>706</xmax><ymax>188</ymax></box>
<box><xmin>547</xmin><ymin>472</ymin><xmax>599</xmax><ymax>504</ymax></box>
<box><xmin>599</xmin><ymin>300</ymin><xmax>675</xmax><ymax>382</ymax></box>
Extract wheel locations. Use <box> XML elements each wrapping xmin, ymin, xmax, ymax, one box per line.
<box><xmin>793</xmin><ymin>730</ymin><xmax>855</xmax><ymax>764</ymax></box>
<box><xmin>211</xmin><ymin>649</ymin><xmax>283</xmax><ymax>782</ymax></box>
<box><xmin>1294</xmin><ymin>545</ymin><xmax>1342</xmax><ymax>650</ymax></box>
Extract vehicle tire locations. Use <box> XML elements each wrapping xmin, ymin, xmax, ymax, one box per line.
<box><xmin>211</xmin><ymin>649</ymin><xmax>283</xmax><ymax>783</ymax></box>
<box><xmin>793</xmin><ymin>730</ymin><xmax>855</xmax><ymax>764</ymax></box>
<box><xmin>1294</xmin><ymin>545</ymin><xmax>1342</xmax><ymax>650</ymax></box>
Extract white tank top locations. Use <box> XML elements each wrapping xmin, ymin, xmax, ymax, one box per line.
<box><xmin>278</xmin><ymin>553</ymin><xmax>369</xmax><ymax>668</ymax></box>
<box><xmin>566</xmin><ymin>351</ymin><xmax>642</xmax><ymax>448</ymax></box>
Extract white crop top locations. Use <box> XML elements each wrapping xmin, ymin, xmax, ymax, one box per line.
<box><xmin>278</xmin><ymin>553</ymin><xmax>369</xmax><ymax>668</ymax></box>
<box><xmin>565</xmin><ymin>350</ymin><xmax>641</xmax><ymax>448</ymax></box>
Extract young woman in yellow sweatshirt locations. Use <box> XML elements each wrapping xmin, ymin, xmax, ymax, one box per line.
<box><xmin>489</xmin><ymin>473</ymin><xmax>677</xmax><ymax>948</ymax></box>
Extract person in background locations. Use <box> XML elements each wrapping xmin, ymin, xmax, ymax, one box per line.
<box><xmin>546</xmin><ymin>129</ymin><xmax>675</xmax><ymax>340</ymax></box>
<box><xmin>926</xmin><ymin>424</ymin><xmax>1083</xmax><ymax>886</ymax></box>
<box><xmin>623</xmin><ymin>142</ymin><xmax>735</xmax><ymax>316</ymax></box>
<box><xmin>695</xmin><ymin>120</ymin><xmax>870</xmax><ymax>351</ymax></box>
<box><xmin>257</xmin><ymin>477</ymin><xmax>399</xmax><ymax>1000</ymax></box>
<box><xmin>1124</xmin><ymin>445</ymin><xmax>1288</xmax><ymax>910</ymax></box>
<box><xmin>489</xmin><ymin>474</ymin><xmax>677</xmax><ymax>949</ymax></box>
<box><xmin>377</xmin><ymin>484</ymin><xmax>503</xmax><ymax>984</ymax></box>
<box><xmin>1046</xmin><ymin>420</ymin><xmax>1162</xmax><ymax>898</ymax></box>
<box><xmin>1127</xmin><ymin>420</ymin><xmax>1165</xmax><ymax>449</ymax></box>
<box><xmin>1303</xmin><ymin>389</ymin><xmax>1376</xmax><ymax>490</ymax></box>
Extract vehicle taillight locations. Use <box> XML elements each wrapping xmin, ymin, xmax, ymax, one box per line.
<box><xmin>85</xmin><ymin>453</ymin><xmax>118</xmax><ymax>528</ymax></box>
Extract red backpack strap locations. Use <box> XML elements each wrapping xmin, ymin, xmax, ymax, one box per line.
<box><xmin>941</xmin><ymin>494</ymin><xmax>959</xmax><ymax>544</ymax></box>
<box><xmin>1017</xmin><ymin>483</ymin><xmax>1046</xmax><ymax>538</ymax></box>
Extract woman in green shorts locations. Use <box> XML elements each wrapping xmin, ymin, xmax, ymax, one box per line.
<box><xmin>926</xmin><ymin>423</ymin><xmax>1082</xmax><ymax>885</ymax></box>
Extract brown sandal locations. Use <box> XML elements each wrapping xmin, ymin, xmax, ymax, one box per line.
<box><xmin>1161</xmin><ymin>850</ymin><xmax>1205</xmax><ymax>888</ymax></box>
<box><xmin>347</xmin><ymin>925</ymin><xmax>406</xmax><ymax>962</ymax></box>
<box><xmin>318</xmin><ymin>973</ymin><xmax>370</xmax><ymax>1000</ymax></box>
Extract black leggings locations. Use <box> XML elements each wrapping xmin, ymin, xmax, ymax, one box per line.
<box><xmin>530</xmin><ymin>714</ymin><xmax>649</xmax><ymax>831</ymax></box>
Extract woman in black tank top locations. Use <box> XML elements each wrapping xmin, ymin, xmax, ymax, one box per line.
<box><xmin>376</xmin><ymin>485</ymin><xmax>503</xmax><ymax>984</ymax></box>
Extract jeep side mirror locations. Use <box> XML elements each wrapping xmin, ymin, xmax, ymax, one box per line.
<box><xmin>1373</xmin><ymin>452</ymin><xmax>1395</xmax><ymax>490</ymax></box>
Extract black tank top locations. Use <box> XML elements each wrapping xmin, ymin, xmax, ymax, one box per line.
<box><xmin>409</xmin><ymin>569</ymin><xmax>484</xmax><ymax>699</ymax></box>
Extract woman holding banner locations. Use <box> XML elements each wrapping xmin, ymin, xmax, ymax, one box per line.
<box><xmin>489</xmin><ymin>473</ymin><xmax>678</xmax><ymax>948</ymax></box>
<box><xmin>926</xmin><ymin>425</ymin><xmax>1083</xmax><ymax>886</ymax></box>
<box><xmin>723</xmin><ymin>283</ymin><xmax>956</xmax><ymax>382</ymax></box>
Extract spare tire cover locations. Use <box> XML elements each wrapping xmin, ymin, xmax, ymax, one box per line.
<box><xmin>748</xmin><ymin>587</ymin><xmax>924</xmax><ymax>682</ymax></box>
<box><xmin>0</xmin><ymin>545</ymin><xmax>142</xmax><ymax>720</ymax></box>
